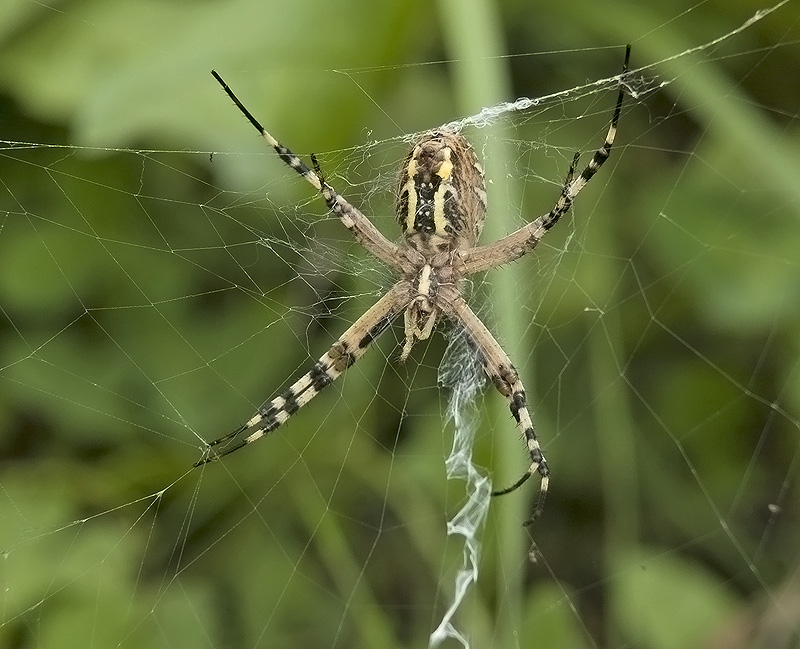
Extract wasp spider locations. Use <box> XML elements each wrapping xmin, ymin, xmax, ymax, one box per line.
<box><xmin>198</xmin><ymin>46</ymin><xmax>630</xmax><ymax>523</ymax></box>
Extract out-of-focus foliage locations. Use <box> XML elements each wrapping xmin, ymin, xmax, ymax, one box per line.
<box><xmin>1</xmin><ymin>1</ymin><xmax>799</xmax><ymax>648</ymax></box>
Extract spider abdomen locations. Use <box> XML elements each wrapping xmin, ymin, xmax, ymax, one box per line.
<box><xmin>396</xmin><ymin>131</ymin><xmax>486</xmax><ymax>255</ymax></box>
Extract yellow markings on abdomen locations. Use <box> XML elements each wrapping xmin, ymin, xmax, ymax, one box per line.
<box><xmin>432</xmin><ymin>147</ymin><xmax>453</xmax><ymax>237</ymax></box>
<box><xmin>403</xmin><ymin>155</ymin><xmax>419</xmax><ymax>233</ymax></box>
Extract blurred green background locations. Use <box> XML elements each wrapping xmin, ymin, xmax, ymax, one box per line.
<box><xmin>2</xmin><ymin>0</ymin><xmax>799</xmax><ymax>648</ymax></box>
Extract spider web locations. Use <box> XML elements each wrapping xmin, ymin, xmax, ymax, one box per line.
<box><xmin>2</xmin><ymin>1</ymin><xmax>800</xmax><ymax>648</ymax></box>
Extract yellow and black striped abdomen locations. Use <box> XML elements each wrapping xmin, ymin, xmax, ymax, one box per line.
<box><xmin>396</xmin><ymin>131</ymin><xmax>486</xmax><ymax>255</ymax></box>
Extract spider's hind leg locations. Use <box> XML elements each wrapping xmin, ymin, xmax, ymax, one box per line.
<box><xmin>211</xmin><ymin>70</ymin><xmax>404</xmax><ymax>271</ymax></box>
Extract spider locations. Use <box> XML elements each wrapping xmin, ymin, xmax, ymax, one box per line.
<box><xmin>197</xmin><ymin>46</ymin><xmax>630</xmax><ymax>523</ymax></box>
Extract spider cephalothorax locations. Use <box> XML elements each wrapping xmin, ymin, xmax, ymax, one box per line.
<box><xmin>199</xmin><ymin>46</ymin><xmax>629</xmax><ymax>524</ymax></box>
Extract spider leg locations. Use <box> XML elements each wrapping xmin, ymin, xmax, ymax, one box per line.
<box><xmin>443</xmin><ymin>296</ymin><xmax>549</xmax><ymax>524</ymax></box>
<box><xmin>195</xmin><ymin>281</ymin><xmax>412</xmax><ymax>466</ymax></box>
<box><xmin>462</xmin><ymin>45</ymin><xmax>630</xmax><ymax>275</ymax></box>
<box><xmin>211</xmin><ymin>70</ymin><xmax>403</xmax><ymax>271</ymax></box>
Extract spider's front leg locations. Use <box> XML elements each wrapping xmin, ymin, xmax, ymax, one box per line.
<box><xmin>444</xmin><ymin>296</ymin><xmax>549</xmax><ymax>524</ymax></box>
<box><xmin>195</xmin><ymin>281</ymin><xmax>412</xmax><ymax>465</ymax></box>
